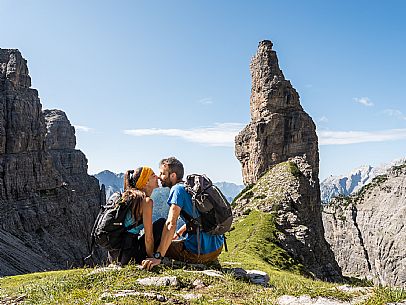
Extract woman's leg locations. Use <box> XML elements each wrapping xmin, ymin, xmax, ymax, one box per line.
<box><xmin>119</xmin><ymin>233</ymin><xmax>142</xmax><ymax>265</ymax></box>
<box><xmin>152</xmin><ymin>218</ymin><xmax>166</xmax><ymax>249</ymax></box>
<box><xmin>136</xmin><ymin>218</ymin><xmax>166</xmax><ymax>261</ymax></box>
<box><xmin>117</xmin><ymin>218</ymin><xmax>167</xmax><ymax>265</ymax></box>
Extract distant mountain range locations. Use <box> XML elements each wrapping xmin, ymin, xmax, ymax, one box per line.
<box><xmin>320</xmin><ymin>157</ymin><xmax>406</xmax><ymax>203</ymax></box>
<box><xmin>94</xmin><ymin>170</ymin><xmax>244</xmax><ymax>221</ymax></box>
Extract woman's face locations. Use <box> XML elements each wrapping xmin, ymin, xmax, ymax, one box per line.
<box><xmin>146</xmin><ymin>172</ymin><xmax>159</xmax><ymax>189</ymax></box>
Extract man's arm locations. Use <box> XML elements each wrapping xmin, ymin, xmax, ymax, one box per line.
<box><xmin>173</xmin><ymin>223</ymin><xmax>186</xmax><ymax>240</ymax></box>
<box><xmin>157</xmin><ymin>203</ymin><xmax>181</xmax><ymax>255</ymax></box>
<box><xmin>141</xmin><ymin>204</ymin><xmax>181</xmax><ymax>270</ymax></box>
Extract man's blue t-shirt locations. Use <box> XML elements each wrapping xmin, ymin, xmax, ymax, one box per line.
<box><xmin>167</xmin><ymin>183</ymin><xmax>224</xmax><ymax>254</ymax></box>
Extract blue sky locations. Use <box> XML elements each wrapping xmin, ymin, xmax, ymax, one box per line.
<box><xmin>1</xmin><ymin>1</ymin><xmax>405</xmax><ymax>184</ymax></box>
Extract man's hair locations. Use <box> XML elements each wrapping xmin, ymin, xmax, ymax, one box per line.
<box><xmin>160</xmin><ymin>157</ymin><xmax>184</xmax><ymax>181</ymax></box>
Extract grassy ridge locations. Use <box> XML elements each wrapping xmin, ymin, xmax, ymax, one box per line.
<box><xmin>1</xmin><ymin>163</ymin><xmax>406</xmax><ymax>304</ymax></box>
<box><xmin>1</xmin><ymin>209</ymin><xmax>406</xmax><ymax>304</ymax></box>
<box><xmin>0</xmin><ymin>210</ymin><xmax>351</xmax><ymax>304</ymax></box>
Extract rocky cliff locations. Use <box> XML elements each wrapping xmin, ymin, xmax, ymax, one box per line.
<box><xmin>322</xmin><ymin>163</ymin><xmax>406</xmax><ymax>287</ymax></box>
<box><xmin>233</xmin><ymin>41</ymin><xmax>340</xmax><ymax>281</ymax></box>
<box><xmin>233</xmin><ymin>158</ymin><xmax>342</xmax><ymax>281</ymax></box>
<box><xmin>235</xmin><ymin>40</ymin><xmax>318</xmax><ymax>186</ymax></box>
<box><xmin>0</xmin><ymin>49</ymin><xmax>104</xmax><ymax>276</ymax></box>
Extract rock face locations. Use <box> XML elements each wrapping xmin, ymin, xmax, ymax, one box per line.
<box><xmin>233</xmin><ymin>158</ymin><xmax>342</xmax><ymax>281</ymax></box>
<box><xmin>235</xmin><ymin>40</ymin><xmax>318</xmax><ymax>186</ymax></box>
<box><xmin>233</xmin><ymin>41</ymin><xmax>341</xmax><ymax>281</ymax></box>
<box><xmin>322</xmin><ymin>163</ymin><xmax>406</xmax><ymax>287</ymax></box>
<box><xmin>0</xmin><ymin>49</ymin><xmax>104</xmax><ymax>276</ymax></box>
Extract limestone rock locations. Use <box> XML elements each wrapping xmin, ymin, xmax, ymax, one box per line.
<box><xmin>136</xmin><ymin>276</ymin><xmax>178</xmax><ymax>287</ymax></box>
<box><xmin>235</xmin><ymin>40</ymin><xmax>318</xmax><ymax>185</ymax></box>
<box><xmin>0</xmin><ymin>48</ymin><xmax>104</xmax><ymax>276</ymax></box>
<box><xmin>233</xmin><ymin>41</ymin><xmax>340</xmax><ymax>281</ymax></box>
<box><xmin>277</xmin><ymin>295</ymin><xmax>353</xmax><ymax>305</ymax></box>
<box><xmin>100</xmin><ymin>290</ymin><xmax>167</xmax><ymax>302</ymax></box>
<box><xmin>323</xmin><ymin>163</ymin><xmax>406</xmax><ymax>287</ymax></box>
<box><xmin>44</xmin><ymin>109</ymin><xmax>76</xmax><ymax>150</ymax></box>
<box><xmin>233</xmin><ymin>158</ymin><xmax>342</xmax><ymax>281</ymax></box>
<box><xmin>224</xmin><ymin>268</ymin><xmax>270</xmax><ymax>286</ymax></box>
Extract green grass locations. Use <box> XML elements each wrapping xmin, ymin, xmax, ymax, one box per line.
<box><xmin>1</xmin><ymin>210</ymin><xmax>405</xmax><ymax>304</ymax></box>
<box><xmin>220</xmin><ymin>210</ymin><xmax>352</xmax><ymax>301</ymax></box>
<box><xmin>221</xmin><ymin>210</ymin><xmax>304</xmax><ymax>274</ymax></box>
<box><xmin>359</xmin><ymin>286</ymin><xmax>406</xmax><ymax>305</ymax></box>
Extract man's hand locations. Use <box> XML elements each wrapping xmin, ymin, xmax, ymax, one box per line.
<box><xmin>141</xmin><ymin>257</ymin><xmax>161</xmax><ymax>270</ymax></box>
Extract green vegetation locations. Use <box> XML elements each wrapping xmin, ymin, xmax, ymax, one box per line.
<box><xmin>287</xmin><ymin>162</ymin><xmax>301</xmax><ymax>177</ymax></box>
<box><xmin>359</xmin><ymin>286</ymin><xmax>406</xmax><ymax>305</ymax></box>
<box><xmin>391</xmin><ymin>162</ymin><xmax>406</xmax><ymax>173</ymax></box>
<box><xmin>221</xmin><ymin>210</ymin><xmax>305</xmax><ymax>274</ymax></box>
<box><xmin>231</xmin><ymin>183</ymin><xmax>254</xmax><ymax>205</ymax></box>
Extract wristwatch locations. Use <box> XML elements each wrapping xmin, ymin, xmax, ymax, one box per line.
<box><xmin>153</xmin><ymin>252</ymin><xmax>162</xmax><ymax>260</ymax></box>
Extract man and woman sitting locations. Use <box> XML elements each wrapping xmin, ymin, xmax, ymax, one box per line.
<box><xmin>108</xmin><ymin>157</ymin><xmax>224</xmax><ymax>269</ymax></box>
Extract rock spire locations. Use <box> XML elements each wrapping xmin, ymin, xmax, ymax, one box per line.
<box><xmin>235</xmin><ymin>40</ymin><xmax>318</xmax><ymax>185</ymax></box>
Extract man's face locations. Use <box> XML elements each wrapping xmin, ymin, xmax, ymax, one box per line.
<box><xmin>159</xmin><ymin>164</ymin><xmax>173</xmax><ymax>188</ymax></box>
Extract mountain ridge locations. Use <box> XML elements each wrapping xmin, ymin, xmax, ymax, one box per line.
<box><xmin>320</xmin><ymin>157</ymin><xmax>406</xmax><ymax>202</ymax></box>
<box><xmin>94</xmin><ymin>170</ymin><xmax>244</xmax><ymax>203</ymax></box>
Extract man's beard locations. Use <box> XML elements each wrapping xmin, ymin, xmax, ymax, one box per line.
<box><xmin>161</xmin><ymin>180</ymin><xmax>173</xmax><ymax>188</ymax></box>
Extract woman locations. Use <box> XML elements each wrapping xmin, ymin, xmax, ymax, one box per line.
<box><xmin>108</xmin><ymin>166</ymin><xmax>165</xmax><ymax>265</ymax></box>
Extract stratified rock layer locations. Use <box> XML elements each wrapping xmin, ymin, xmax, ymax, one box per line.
<box><xmin>233</xmin><ymin>158</ymin><xmax>342</xmax><ymax>281</ymax></box>
<box><xmin>323</xmin><ymin>164</ymin><xmax>406</xmax><ymax>287</ymax></box>
<box><xmin>235</xmin><ymin>40</ymin><xmax>318</xmax><ymax>185</ymax></box>
<box><xmin>0</xmin><ymin>49</ymin><xmax>104</xmax><ymax>276</ymax></box>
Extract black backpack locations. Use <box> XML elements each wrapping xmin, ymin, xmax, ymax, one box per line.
<box><xmin>84</xmin><ymin>192</ymin><xmax>139</xmax><ymax>261</ymax></box>
<box><xmin>182</xmin><ymin>174</ymin><xmax>233</xmax><ymax>236</ymax></box>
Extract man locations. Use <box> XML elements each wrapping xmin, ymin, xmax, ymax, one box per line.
<box><xmin>141</xmin><ymin>157</ymin><xmax>224</xmax><ymax>270</ymax></box>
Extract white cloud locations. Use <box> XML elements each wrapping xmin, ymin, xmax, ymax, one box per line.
<box><xmin>198</xmin><ymin>97</ymin><xmax>214</xmax><ymax>105</ymax></box>
<box><xmin>124</xmin><ymin>123</ymin><xmax>246</xmax><ymax>147</ymax></box>
<box><xmin>318</xmin><ymin>128</ymin><xmax>406</xmax><ymax>145</ymax></box>
<box><xmin>319</xmin><ymin>116</ymin><xmax>329</xmax><ymax>123</ymax></box>
<box><xmin>353</xmin><ymin>97</ymin><xmax>374</xmax><ymax>107</ymax></box>
<box><xmin>74</xmin><ymin>125</ymin><xmax>94</xmax><ymax>132</ymax></box>
<box><xmin>384</xmin><ymin>109</ymin><xmax>406</xmax><ymax>120</ymax></box>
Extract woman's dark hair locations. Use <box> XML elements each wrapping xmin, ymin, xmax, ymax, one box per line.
<box><xmin>124</xmin><ymin>167</ymin><xmax>143</xmax><ymax>190</ymax></box>
<box><xmin>121</xmin><ymin>188</ymin><xmax>145</xmax><ymax>223</ymax></box>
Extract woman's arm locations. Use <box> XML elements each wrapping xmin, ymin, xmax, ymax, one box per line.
<box><xmin>142</xmin><ymin>197</ymin><xmax>154</xmax><ymax>257</ymax></box>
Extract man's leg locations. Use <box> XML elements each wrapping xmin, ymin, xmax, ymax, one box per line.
<box><xmin>165</xmin><ymin>241</ymin><xmax>222</xmax><ymax>264</ymax></box>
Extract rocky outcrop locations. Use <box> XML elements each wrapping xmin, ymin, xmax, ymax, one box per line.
<box><xmin>233</xmin><ymin>41</ymin><xmax>341</xmax><ymax>281</ymax></box>
<box><xmin>233</xmin><ymin>158</ymin><xmax>342</xmax><ymax>281</ymax></box>
<box><xmin>0</xmin><ymin>49</ymin><xmax>104</xmax><ymax>276</ymax></box>
<box><xmin>235</xmin><ymin>40</ymin><xmax>318</xmax><ymax>186</ymax></box>
<box><xmin>322</xmin><ymin>163</ymin><xmax>406</xmax><ymax>287</ymax></box>
<box><xmin>44</xmin><ymin>109</ymin><xmax>76</xmax><ymax>150</ymax></box>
